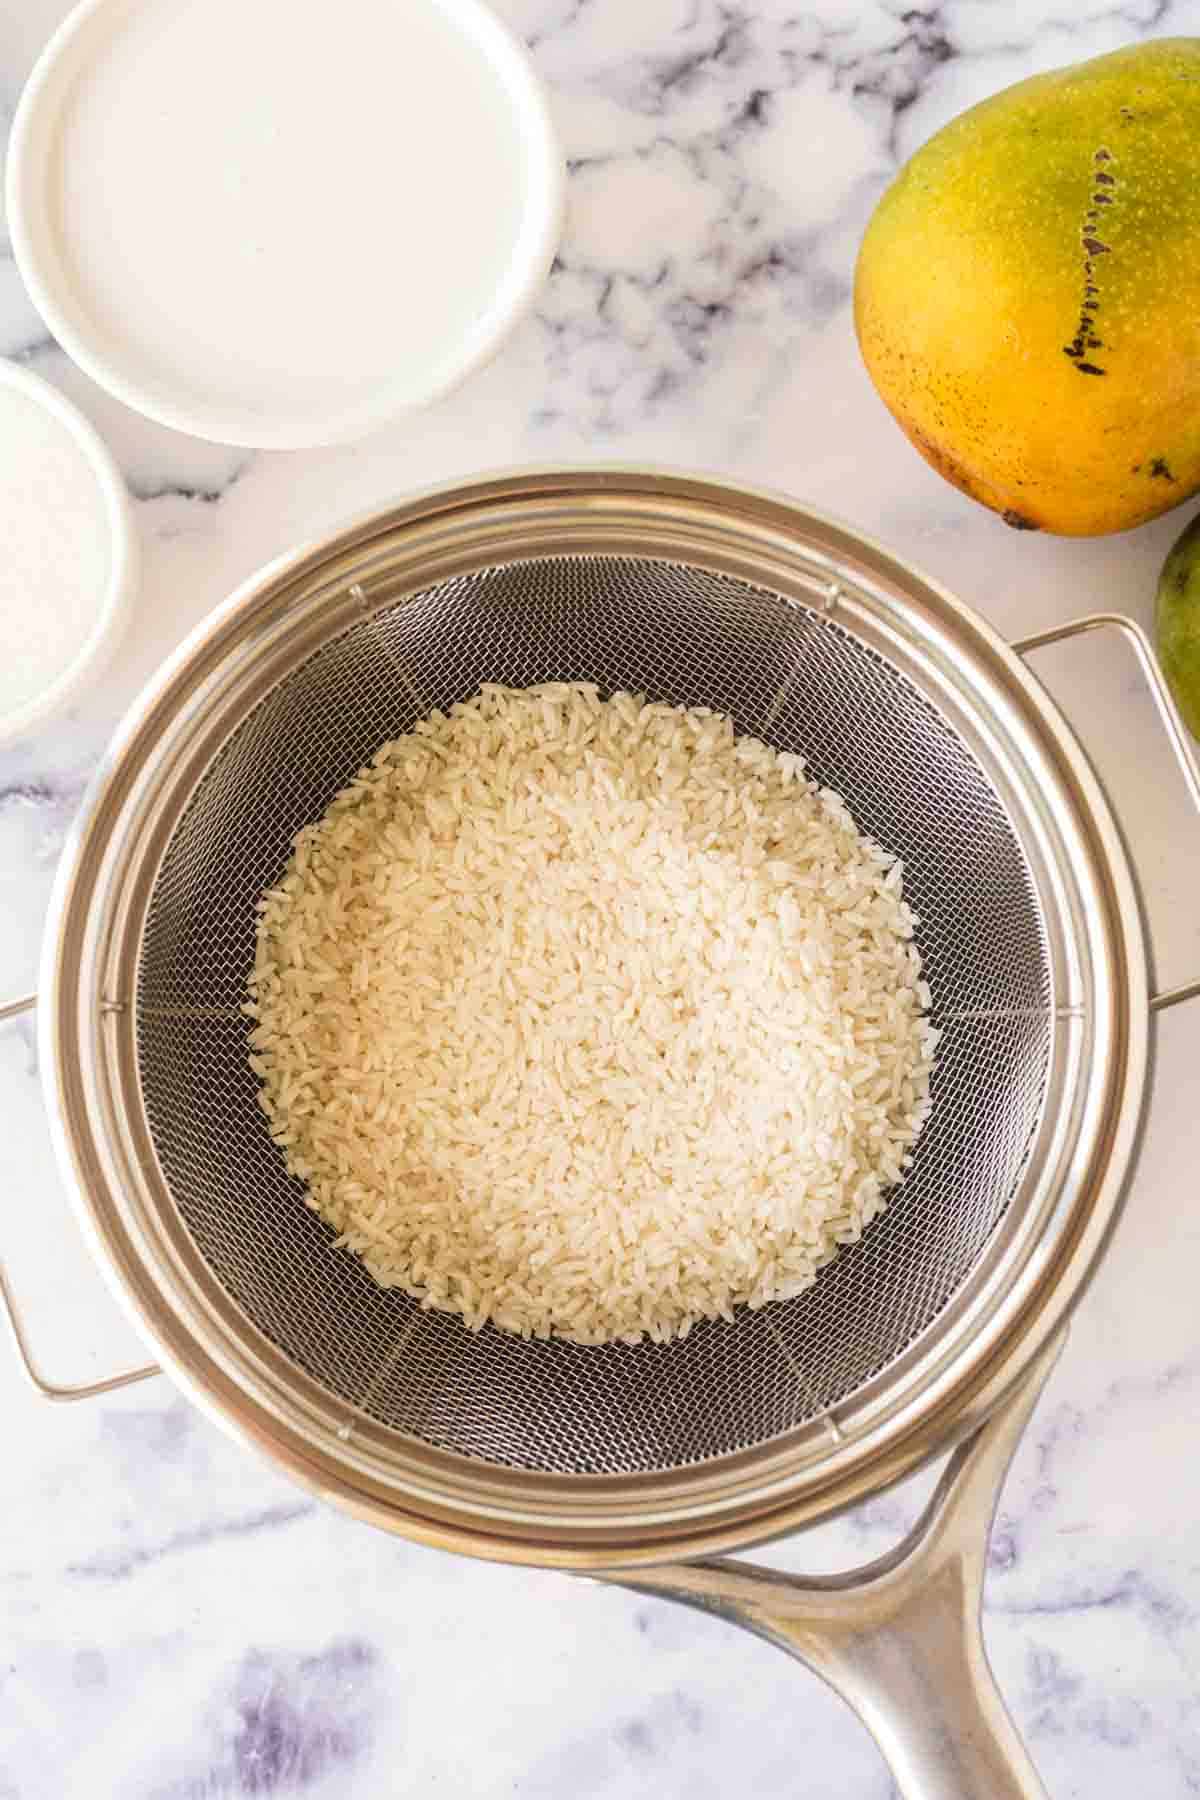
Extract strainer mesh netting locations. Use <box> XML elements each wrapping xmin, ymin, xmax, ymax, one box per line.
<box><xmin>135</xmin><ymin>556</ymin><xmax>1052</xmax><ymax>1475</ymax></box>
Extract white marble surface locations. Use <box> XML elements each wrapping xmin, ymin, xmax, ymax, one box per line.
<box><xmin>3</xmin><ymin>1</ymin><xmax>1200</xmax><ymax>1794</ymax></box>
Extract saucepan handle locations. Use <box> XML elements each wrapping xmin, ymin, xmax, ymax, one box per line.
<box><xmin>603</xmin><ymin>1333</ymin><xmax>1065</xmax><ymax>1800</ymax></box>
<box><xmin>1012</xmin><ymin>610</ymin><xmax>1200</xmax><ymax>1013</ymax></box>
<box><xmin>0</xmin><ymin>991</ymin><xmax>159</xmax><ymax>1401</ymax></box>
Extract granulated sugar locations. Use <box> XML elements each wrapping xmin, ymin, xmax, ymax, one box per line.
<box><xmin>0</xmin><ymin>377</ymin><xmax>112</xmax><ymax>718</ymax></box>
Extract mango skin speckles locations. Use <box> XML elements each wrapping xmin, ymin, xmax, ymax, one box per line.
<box><xmin>854</xmin><ymin>39</ymin><xmax>1200</xmax><ymax>537</ymax></box>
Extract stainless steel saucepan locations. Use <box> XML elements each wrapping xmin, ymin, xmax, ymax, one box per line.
<box><xmin>4</xmin><ymin>471</ymin><xmax>1198</xmax><ymax>1798</ymax></box>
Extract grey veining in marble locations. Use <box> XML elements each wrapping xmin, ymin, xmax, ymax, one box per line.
<box><xmin>3</xmin><ymin>1</ymin><xmax>1200</xmax><ymax>1795</ymax></box>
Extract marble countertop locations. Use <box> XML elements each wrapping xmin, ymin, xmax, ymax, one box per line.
<box><xmin>4</xmin><ymin>1</ymin><xmax>1200</xmax><ymax>1794</ymax></box>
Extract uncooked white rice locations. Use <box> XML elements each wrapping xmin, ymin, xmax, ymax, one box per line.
<box><xmin>245</xmin><ymin>683</ymin><xmax>938</xmax><ymax>1346</ymax></box>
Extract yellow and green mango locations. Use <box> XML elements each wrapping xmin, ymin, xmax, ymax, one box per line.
<box><xmin>855</xmin><ymin>40</ymin><xmax>1200</xmax><ymax>535</ymax></box>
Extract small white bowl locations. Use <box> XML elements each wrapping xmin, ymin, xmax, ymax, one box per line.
<box><xmin>7</xmin><ymin>0</ymin><xmax>564</xmax><ymax>450</ymax></box>
<box><xmin>0</xmin><ymin>359</ymin><xmax>137</xmax><ymax>748</ymax></box>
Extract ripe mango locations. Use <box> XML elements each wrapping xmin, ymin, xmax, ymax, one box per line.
<box><xmin>855</xmin><ymin>40</ymin><xmax>1200</xmax><ymax>536</ymax></box>
<box><xmin>1157</xmin><ymin>511</ymin><xmax>1200</xmax><ymax>740</ymax></box>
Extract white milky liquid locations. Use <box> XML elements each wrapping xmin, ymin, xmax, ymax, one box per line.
<box><xmin>52</xmin><ymin>0</ymin><xmax>538</xmax><ymax>434</ymax></box>
<box><xmin>0</xmin><ymin>384</ymin><xmax>111</xmax><ymax>716</ymax></box>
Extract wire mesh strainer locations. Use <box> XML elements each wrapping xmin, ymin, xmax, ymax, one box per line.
<box><xmin>6</xmin><ymin>472</ymin><xmax>1198</xmax><ymax>1799</ymax></box>
<box><xmin>136</xmin><ymin>550</ymin><xmax>1052</xmax><ymax>1477</ymax></box>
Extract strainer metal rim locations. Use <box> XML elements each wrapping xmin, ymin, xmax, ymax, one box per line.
<box><xmin>37</xmin><ymin>467</ymin><xmax>1149</xmax><ymax>1566</ymax></box>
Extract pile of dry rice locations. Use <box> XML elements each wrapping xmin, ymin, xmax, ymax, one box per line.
<box><xmin>245</xmin><ymin>683</ymin><xmax>938</xmax><ymax>1345</ymax></box>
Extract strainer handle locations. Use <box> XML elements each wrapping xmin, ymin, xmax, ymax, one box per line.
<box><xmin>0</xmin><ymin>991</ymin><xmax>160</xmax><ymax>1402</ymax></box>
<box><xmin>608</xmin><ymin>1332</ymin><xmax>1064</xmax><ymax>1800</ymax></box>
<box><xmin>1013</xmin><ymin>610</ymin><xmax>1200</xmax><ymax>1013</ymax></box>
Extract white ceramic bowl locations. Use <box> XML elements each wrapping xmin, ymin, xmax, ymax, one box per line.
<box><xmin>6</xmin><ymin>0</ymin><xmax>564</xmax><ymax>450</ymax></box>
<box><xmin>0</xmin><ymin>359</ymin><xmax>137</xmax><ymax>748</ymax></box>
